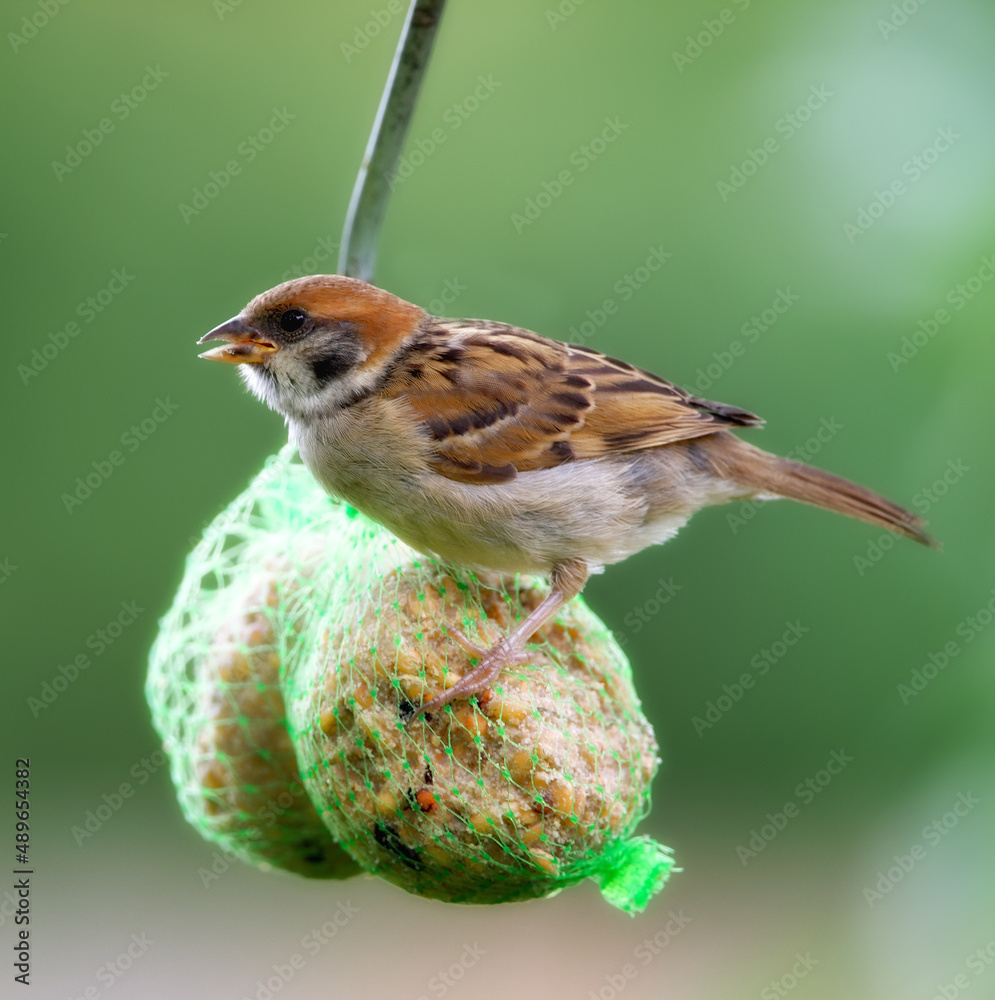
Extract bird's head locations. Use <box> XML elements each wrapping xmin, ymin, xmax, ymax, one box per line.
<box><xmin>198</xmin><ymin>275</ymin><xmax>425</xmax><ymax>420</ymax></box>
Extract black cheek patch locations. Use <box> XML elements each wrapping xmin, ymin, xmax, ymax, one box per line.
<box><xmin>311</xmin><ymin>354</ymin><xmax>349</xmax><ymax>383</ymax></box>
<box><xmin>310</xmin><ymin>341</ymin><xmax>360</xmax><ymax>385</ymax></box>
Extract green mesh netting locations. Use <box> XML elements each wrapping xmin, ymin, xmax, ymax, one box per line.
<box><xmin>146</xmin><ymin>446</ymin><xmax>674</xmax><ymax>910</ymax></box>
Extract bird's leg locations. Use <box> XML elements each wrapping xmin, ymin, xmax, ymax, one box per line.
<box><xmin>412</xmin><ymin>558</ymin><xmax>589</xmax><ymax>721</ymax></box>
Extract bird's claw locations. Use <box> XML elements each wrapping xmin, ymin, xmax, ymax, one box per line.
<box><xmin>407</xmin><ymin>629</ymin><xmax>530</xmax><ymax>724</ymax></box>
<box><xmin>443</xmin><ymin>623</ymin><xmax>489</xmax><ymax>659</ymax></box>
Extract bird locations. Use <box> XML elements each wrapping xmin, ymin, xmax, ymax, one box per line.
<box><xmin>198</xmin><ymin>274</ymin><xmax>935</xmax><ymax>719</ymax></box>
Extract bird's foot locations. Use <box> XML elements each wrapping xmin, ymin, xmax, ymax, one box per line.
<box><xmin>409</xmin><ymin>627</ymin><xmax>530</xmax><ymax>723</ymax></box>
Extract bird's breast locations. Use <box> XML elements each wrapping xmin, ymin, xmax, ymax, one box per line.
<box><xmin>289</xmin><ymin>411</ymin><xmax>723</xmax><ymax>576</ymax></box>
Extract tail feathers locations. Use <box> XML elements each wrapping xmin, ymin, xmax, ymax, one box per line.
<box><xmin>704</xmin><ymin>432</ymin><xmax>938</xmax><ymax>548</ymax></box>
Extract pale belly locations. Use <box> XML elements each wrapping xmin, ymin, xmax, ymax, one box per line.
<box><xmin>293</xmin><ymin>420</ymin><xmax>745</xmax><ymax>575</ymax></box>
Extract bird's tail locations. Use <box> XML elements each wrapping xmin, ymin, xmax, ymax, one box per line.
<box><xmin>703</xmin><ymin>432</ymin><xmax>938</xmax><ymax>548</ymax></box>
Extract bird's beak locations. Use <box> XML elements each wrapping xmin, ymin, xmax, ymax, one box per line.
<box><xmin>197</xmin><ymin>316</ymin><xmax>278</xmax><ymax>364</ymax></box>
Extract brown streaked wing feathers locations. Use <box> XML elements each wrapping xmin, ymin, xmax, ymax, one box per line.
<box><xmin>381</xmin><ymin>322</ymin><xmax>763</xmax><ymax>485</ymax></box>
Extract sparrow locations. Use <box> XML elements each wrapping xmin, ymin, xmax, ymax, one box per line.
<box><xmin>198</xmin><ymin>275</ymin><xmax>935</xmax><ymax>718</ymax></box>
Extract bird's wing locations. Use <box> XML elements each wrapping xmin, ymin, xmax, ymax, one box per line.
<box><xmin>380</xmin><ymin>321</ymin><xmax>763</xmax><ymax>485</ymax></box>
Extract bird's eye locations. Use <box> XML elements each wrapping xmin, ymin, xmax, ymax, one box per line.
<box><xmin>279</xmin><ymin>308</ymin><xmax>307</xmax><ymax>333</ymax></box>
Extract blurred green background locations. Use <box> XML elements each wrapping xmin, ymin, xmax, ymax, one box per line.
<box><xmin>2</xmin><ymin>0</ymin><xmax>993</xmax><ymax>996</ymax></box>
